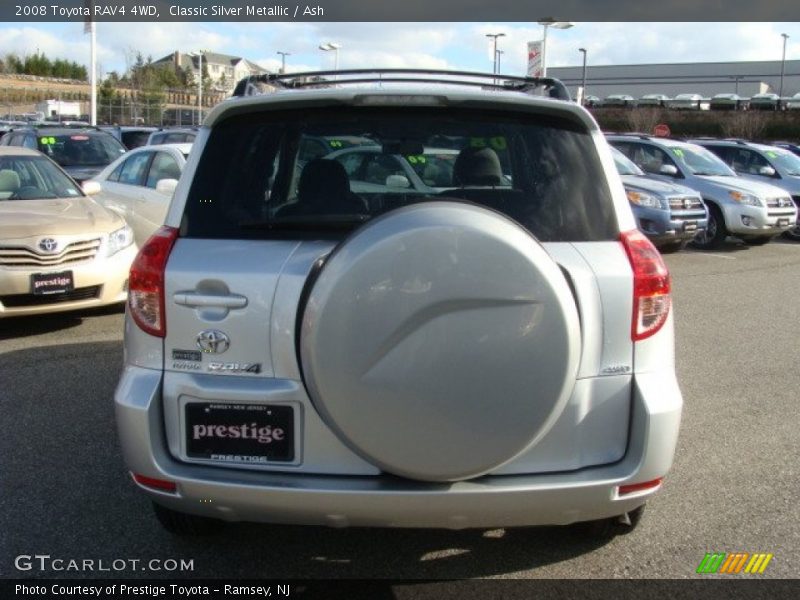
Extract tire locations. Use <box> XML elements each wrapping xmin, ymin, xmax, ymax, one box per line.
<box><xmin>691</xmin><ymin>203</ymin><xmax>726</xmax><ymax>249</ymax></box>
<box><xmin>299</xmin><ymin>202</ymin><xmax>580</xmax><ymax>482</ymax></box>
<box><xmin>577</xmin><ymin>504</ymin><xmax>646</xmax><ymax>539</ymax></box>
<box><xmin>782</xmin><ymin>223</ymin><xmax>800</xmax><ymax>241</ymax></box>
<box><xmin>742</xmin><ymin>236</ymin><xmax>774</xmax><ymax>246</ymax></box>
<box><xmin>152</xmin><ymin>502</ymin><xmax>223</xmax><ymax>536</ymax></box>
<box><xmin>657</xmin><ymin>241</ymin><xmax>686</xmax><ymax>254</ymax></box>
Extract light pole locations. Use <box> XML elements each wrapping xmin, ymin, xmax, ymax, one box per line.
<box><xmin>319</xmin><ymin>42</ymin><xmax>341</xmax><ymax>72</ymax></box>
<box><xmin>578</xmin><ymin>47</ymin><xmax>587</xmax><ymax>105</ymax></box>
<box><xmin>190</xmin><ymin>50</ymin><xmax>207</xmax><ymax>126</ymax></box>
<box><xmin>496</xmin><ymin>49</ymin><xmax>504</xmax><ymax>74</ymax></box>
<box><xmin>485</xmin><ymin>32</ymin><xmax>506</xmax><ymax>74</ymax></box>
<box><xmin>537</xmin><ymin>18</ymin><xmax>574</xmax><ymax>77</ymax></box>
<box><xmin>277</xmin><ymin>51</ymin><xmax>291</xmax><ymax>74</ymax></box>
<box><xmin>731</xmin><ymin>75</ymin><xmax>743</xmax><ymax>95</ymax></box>
<box><xmin>779</xmin><ymin>33</ymin><xmax>789</xmax><ymax>101</ymax></box>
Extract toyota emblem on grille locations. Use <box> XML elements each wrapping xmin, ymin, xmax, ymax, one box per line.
<box><xmin>683</xmin><ymin>199</ymin><xmax>693</xmax><ymax>209</ymax></box>
<box><xmin>196</xmin><ymin>330</ymin><xmax>230</xmax><ymax>354</ymax></box>
<box><xmin>38</xmin><ymin>238</ymin><xmax>58</xmax><ymax>253</ymax></box>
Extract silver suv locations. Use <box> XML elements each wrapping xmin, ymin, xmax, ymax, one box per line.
<box><xmin>115</xmin><ymin>70</ymin><xmax>682</xmax><ymax>536</ymax></box>
<box><xmin>608</xmin><ymin>135</ymin><xmax>797</xmax><ymax>248</ymax></box>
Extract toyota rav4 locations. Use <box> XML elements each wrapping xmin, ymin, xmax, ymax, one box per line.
<box><xmin>114</xmin><ymin>69</ymin><xmax>683</xmax><ymax>536</ymax></box>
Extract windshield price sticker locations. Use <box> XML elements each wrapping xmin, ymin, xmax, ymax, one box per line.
<box><xmin>469</xmin><ymin>136</ymin><xmax>508</xmax><ymax>151</ymax></box>
<box><xmin>672</xmin><ymin>148</ymin><xmax>685</xmax><ymax>158</ymax></box>
<box><xmin>39</xmin><ymin>136</ymin><xmax>56</xmax><ymax>145</ymax></box>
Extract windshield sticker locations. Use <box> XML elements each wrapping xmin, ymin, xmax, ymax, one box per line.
<box><xmin>66</xmin><ymin>189</ymin><xmax>78</xmax><ymax>195</ymax></box>
<box><xmin>328</xmin><ymin>140</ymin><xmax>344</xmax><ymax>148</ymax></box>
<box><xmin>39</xmin><ymin>136</ymin><xmax>56</xmax><ymax>145</ymax></box>
<box><xmin>766</xmin><ymin>151</ymin><xmax>778</xmax><ymax>158</ymax></box>
<box><xmin>406</xmin><ymin>155</ymin><xmax>426</xmax><ymax>164</ymax></box>
<box><xmin>672</xmin><ymin>148</ymin><xmax>684</xmax><ymax>158</ymax></box>
<box><xmin>469</xmin><ymin>136</ymin><xmax>507</xmax><ymax>151</ymax></box>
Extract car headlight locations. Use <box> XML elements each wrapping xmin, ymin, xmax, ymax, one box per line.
<box><xmin>107</xmin><ymin>225</ymin><xmax>134</xmax><ymax>257</ymax></box>
<box><xmin>626</xmin><ymin>190</ymin><xmax>664</xmax><ymax>209</ymax></box>
<box><xmin>728</xmin><ymin>191</ymin><xmax>762</xmax><ymax>207</ymax></box>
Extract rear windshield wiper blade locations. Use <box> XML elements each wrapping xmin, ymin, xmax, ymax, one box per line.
<box><xmin>239</xmin><ymin>215</ymin><xmax>370</xmax><ymax>231</ymax></box>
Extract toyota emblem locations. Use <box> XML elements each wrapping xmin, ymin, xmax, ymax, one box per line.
<box><xmin>196</xmin><ymin>330</ymin><xmax>230</xmax><ymax>354</ymax></box>
<box><xmin>38</xmin><ymin>238</ymin><xmax>58</xmax><ymax>253</ymax></box>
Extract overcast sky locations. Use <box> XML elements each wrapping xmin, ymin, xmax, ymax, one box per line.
<box><xmin>1</xmin><ymin>22</ymin><xmax>799</xmax><ymax>79</ymax></box>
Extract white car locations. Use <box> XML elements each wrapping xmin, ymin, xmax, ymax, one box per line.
<box><xmin>91</xmin><ymin>144</ymin><xmax>190</xmax><ymax>247</ymax></box>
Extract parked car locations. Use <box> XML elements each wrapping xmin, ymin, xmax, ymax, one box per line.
<box><xmin>101</xmin><ymin>126</ymin><xmax>158</xmax><ymax>150</ymax></box>
<box><xmin>91</xmin><ymin>144</ymin><xmax>190</xmax><ymax>246</ymax></box>
<box><xmin>608</xmin><ymin>134</ymin><xmax>796</xmax><ymax>248</ymax></box>
<box><xmin>785</xmin><ymin>93</ymin><xmax>800</xmax><ymax>110</ymax></box>
<box><xmin>692</xmin><ymin>139</ymin><xmax>800</xmax><ymax>241</ymax></box>
<box><xmin>0</xmin><ymin>125</ymin><xmax>127</xmax><ymax>182</ymax></box>
<box><xmin>115</xmin><ymin>69</ymin><xmax>682</xmax><ymax>537</ymax></box>
<box><xmin>583</xmin><ymin>95</ymin><xmax>602</xmax><ymax>108</ymax></box>
<box><xmin>748</xmin><ymin>93</ymin><xmax>781</xmax><ymax>111</ymax></box>
<box><xmin>0</xmin><ymin>147</ymin><xmax>136</xmax><ymax>317</ymax></box>
<box><xmin>772</xmin><ymin>141</ymin><xmax>800</xmax><ymax>157</ymax></box>
<box><xmin>603</xmin><ymin>94</ymin><xmax>636</xmax><ymax>107</ymax></box>
<box><xmin>610</xmin><ymin>145</ymin><xmax>707</xmax><ymax>252</ymax></box>
<box><xmin>669</xmin><ymin>94</ymin><xmax>704</xmax><ymax>110</ymax></box>
<box><xmin>638</xmin><ymin>94</ymin><xmax>670</xmax><ymax>108</ymax></box>
<box><xmin>709</xmin><ymin>93</ymin><xmax>745</xmax><ymax>111</ymax></box>
<box><xmin>146</xmin><ymin>127</ymin><xmax>197</xmax><ymax>145</ymax></box>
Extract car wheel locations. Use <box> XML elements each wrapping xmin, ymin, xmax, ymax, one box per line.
<box><xmin>741</xmin><ymin>236</ymin><xmax>774</xmax><ymax>246</ymax></box>
<box><xmin>152</xmin><ymin>502</ymin><xmax>223</xmax><ymax>535</ymax></box>
<box><xmin>658</xmin><ymin>241</ymin><xmax>686</xmax><ymax>254</ymax></box>
<box><xmin>691</xmin><ymin>204</ymin><xmax>726</xmax><ymax>249</ymax></box>
<box><xmin>577</xmin><ymin>504</ymin><xmax>646</xmax><ymax>538</ymax></box>
<box><xmin>782</xmin><ymin>223</ymin><xmax>800</xmax><ymax>241</ymax></box>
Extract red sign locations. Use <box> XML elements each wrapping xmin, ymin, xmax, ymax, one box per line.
<box><xmin>653</xmin><ymin>123</ymin><xmax>671</xmax><ymax>137</ymax></box>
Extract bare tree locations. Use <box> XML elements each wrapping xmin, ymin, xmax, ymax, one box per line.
<box><xmin>626</xmin><ymin>108</ymin><xmax>666</xmax><ymax>135</ymax></box>
<box><xmin>720</xmin><ymin>111</ymin><xmax>769</xmax><ymax>140</ymax></box>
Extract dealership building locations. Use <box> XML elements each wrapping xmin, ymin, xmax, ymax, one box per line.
<box><xmin>548</xmin><ymin>59</ymin><xmax>800</xmax><ymax>100</ymax></box>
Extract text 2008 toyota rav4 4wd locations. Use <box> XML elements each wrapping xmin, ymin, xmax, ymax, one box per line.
<box><xmin>114</xmin><ymin>70</ymin><xmax>682</xmax><ymax>536</ymax></box>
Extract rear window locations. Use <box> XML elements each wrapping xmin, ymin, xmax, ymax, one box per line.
<box><xmin>183</xmin><ymin>107</ymin><xmax>617</xmax><ymax>242</ymax></box>
<box><xmin>38</xmin><ymin>132</ymin><xmax>126</xmax><ymax>167</ymax></box>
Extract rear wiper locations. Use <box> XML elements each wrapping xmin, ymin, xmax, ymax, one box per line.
<box><xmin>239</xmin><ymin>215</ymin><xmax>370</xmax><ymax>231</ymax></box>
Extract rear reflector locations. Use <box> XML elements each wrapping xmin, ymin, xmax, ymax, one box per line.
<box><xmin>128</xmin><ymin>226</ymin><xmax>179</xmax><ymax>337</ymax></box>
<box><xmin>132</xmin><ymin>473</ymin><xmax>177</xmax><ymax>493</ymax></box>
<box><xmin>618</xmin><ymin>477</ymin><xmax>663</xmax><ymax>496</ymax></box>
<box><xmin>620</xmin><ymin>230</ymin><xmax>671</xmax><ymax>341</ymax></box>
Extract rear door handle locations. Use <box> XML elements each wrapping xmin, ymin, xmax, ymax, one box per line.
<box><xmin>173</xmin><ymin>291</ymin><xmax>248</xmax><ymax>309</ymax></box>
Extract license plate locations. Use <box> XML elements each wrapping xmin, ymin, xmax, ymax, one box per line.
<box><xmin>185</xmin><ymin>403</ymin><xmax>294</xmax><ymax>463</ymax></box>
<box><xmin>778</xmin><ymin>218</ymin><xmax>790</xmax><ymax>227</ymax></box>
<box><xmin>683</xmin><ymin>221</ymin><xmax>698</xmax><ymax>232</ymax></box>
<box><xmin>31</xmin><ymin>271</ymin><xmax>74</xmax><ymax>295</ymax></box>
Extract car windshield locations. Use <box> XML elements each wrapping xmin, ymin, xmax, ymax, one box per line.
<box><xmin>184</xmin><ymin>106</ymin><xmax>618</xmax><ymax>242</ymax></box>
<box><xmin>38</xmin><ymin>133</ymin><xmax>126</xmax><ymax>167</ymax></box>
<box><xmin>764</xmin><ymin>148</ymin><xmax>800</xmax><ymax>176</ymax></box>
<box><xmin>669</xmin><ymin>144</ymin><xmax>735</xmax><ymax>176</ymax></box>
<box><xmin>611</xmin><ymin>147</ymin><xmax>644</xmax><ymax>176</ymax></box>
<box><xmin>0</xmin><ymin>154</ymin><xmax>83</xmax><ymax>200</ymax></box>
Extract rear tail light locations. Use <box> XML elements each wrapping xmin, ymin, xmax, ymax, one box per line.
<box><xmin>128</xmin><ymin>226</ymin><xmax>179</xmax><ymax>337</ymax></box>
<box><xmin>620</xmin><ymin>230</ymin><xmax>671</xmax><ymax>341</ymax></box>
<box><xmin>132</xmin><ymin>473</ymin><xmax>177</xmax><ymax>493</ymax></box>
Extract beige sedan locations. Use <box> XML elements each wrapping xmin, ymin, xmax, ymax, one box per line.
<box><xmin>0</xmin><ymin>147</ymin><xmax>137</xmax><ymax>317</ymax></box>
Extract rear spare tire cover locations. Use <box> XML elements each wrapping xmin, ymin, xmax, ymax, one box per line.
<box><xmin>300</xmin><ymin>202</ymin><xmax>581</xmax><ymax>481</ymax></box>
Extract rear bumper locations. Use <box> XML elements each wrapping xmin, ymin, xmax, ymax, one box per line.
<box><xmin>115</xmin><ymin>368</ymin><xmax>682</xmax><ymax>529</ymax></box>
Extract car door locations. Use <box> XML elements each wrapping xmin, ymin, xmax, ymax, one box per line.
<box><xmin>137</xmin><ymin>150</ymin><xmax>182</xmax><ymax>242</ymax></box>
<box><xmin>100</xmin><ymin>151</ymin><xmax>154</xmax><ymax>245</ymax></box>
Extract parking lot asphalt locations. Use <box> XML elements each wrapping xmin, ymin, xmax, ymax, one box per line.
<box><xmin>1</xmin><ymin>238</ymin><xmax>799</xmax><ymax>581</ymax></box>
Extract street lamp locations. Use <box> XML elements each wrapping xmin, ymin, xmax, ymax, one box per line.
<box><xmin>485</xmin><ymin>32</ymin><xmax>506</xmax><ymax>75</ymax></box>
<box><xmin>319</xmin><ymin>42</ymin><xmax>341</xmax><ymax>71</ymax></box>
<box><xmin>190</xmin><ymin>50</ymin><xmax>207</xmax><ymax>126</ymax></box>
<box><xmin>277</xmin><ymin>51</ymin><xmax>291</xmax><ymax>74</ymax></box>
<box><xmin>779</xmin><ymin>33</ymin><xmax>789</xmax><ymax>100</ymax></box>
<box><xmin>537</xmin><ymin>18</ymin><xmax>574</xmax><ymax>77</ymax></box>
<box><xmin>731</xmin><ymin>75</ymin><xmax>743</xmax><ymax>95</ymax></box>
<box><xmin>578</xmin><ymin>47</ymin><xmax>587</xmax><ymax>105</ymax></box>
<box><xmin>497</xmin><ymin>49</ymin><xmax>504</xmax><ymax>73</ymax></box>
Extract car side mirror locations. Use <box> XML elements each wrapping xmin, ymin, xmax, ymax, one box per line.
<box><xmin>659</xmin><ymin>164</ymin><xmax>679</xmax><ymax>176</ymax></box>
<box><xmin>758</xmin><ymin>166</ymin><xmax>777</xmax><ymax>177</ymax></box>
<box><xmin>82</xmin><ymin>181</ymin><xmax>102</xmax><ymax>196</ymax></box>
<box><xmin>385</xmin><ymin>174</ymin><xmax>410</xmax><ymax>189</ymax></box>
<box><xmin>155</xmin><ymin>178</ymin><xmax>179</xmax><ymax>195</ymax></box>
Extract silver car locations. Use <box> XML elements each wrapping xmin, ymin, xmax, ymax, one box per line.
<box><xmin>608</xmin><ymin>135</ymin><xmax>797</xmax><ymax>248</ymax></box>
<box><xmin>115</xmin><ymin>70</ymin><xmax>682</xmax><ymax>536</ymax></box>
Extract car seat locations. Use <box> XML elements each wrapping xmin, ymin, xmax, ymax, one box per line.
<box><xmin>277</xmin><ymin>158</ymin><xmax>367</xmax><ymax>217</ymax></box>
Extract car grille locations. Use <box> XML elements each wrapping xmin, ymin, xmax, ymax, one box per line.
<box><xmin>765</xmin><ymin>197</ymin><xmax>794</xmax><ymax>209</ymax></box>
<box><xmin>668</xmin><ymin>196</ymin><xmax>704</xmax><ymax>210</ymax></box>
<box><xmin>0</xmin><ymin>285</ymin><xmax>102</xmax><ymax>308</ymax></box>
<box><xmin>0</xmin><ymin>238</ymin><xmax>102</xmax><ymax>268</ymax></box>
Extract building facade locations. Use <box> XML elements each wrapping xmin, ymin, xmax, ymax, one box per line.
<box><xmin>153</xmin><ymin>51</ymin><xmax>269</xmax><ymax>94</ymax></box>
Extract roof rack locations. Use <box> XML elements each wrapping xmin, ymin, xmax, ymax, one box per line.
<box><xmin>232</xmin><ymin>68</ymin><xmax>571</xmax><ymax>101</ymax></box>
